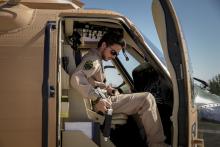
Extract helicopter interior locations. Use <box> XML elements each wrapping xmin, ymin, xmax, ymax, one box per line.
<box><xmin>59</xmin><ymin>17</ymin><xmax>173</xmax><ymax>146</ymax></box>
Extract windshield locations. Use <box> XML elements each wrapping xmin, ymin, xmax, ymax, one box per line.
<box><xmin>141</xmin><ymin>32</ymin><xmax>167</xmax><ymax>67</ymax></box>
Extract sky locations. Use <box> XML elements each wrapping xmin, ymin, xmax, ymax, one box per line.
<box><xmin>82</xmin><ymin>0</ymin><xmax>220</xmax><ymax>82</ymax></box>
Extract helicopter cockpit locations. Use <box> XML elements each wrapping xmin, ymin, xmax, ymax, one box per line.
<box><xmin>59</xmin><ymin>17</ymin><xmax>173</xmax><ymax>146</ymax></box>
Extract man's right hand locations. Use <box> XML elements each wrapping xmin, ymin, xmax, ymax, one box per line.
<box><xmin>94</xmin><ymin>99</ymin><xmax>112</xmax><ymax>113</ymax></box>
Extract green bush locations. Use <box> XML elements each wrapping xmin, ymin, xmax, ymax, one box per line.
<box><xmin>209</xmin><ymin>74</ymin><xmax>220</xmax><ymax>96</ymax></box>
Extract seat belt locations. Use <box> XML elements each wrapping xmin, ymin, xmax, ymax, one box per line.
<box><xmin>75</xmin><ymin>48</ymin><xmax>82</xmax><ymax>67</ymax></box>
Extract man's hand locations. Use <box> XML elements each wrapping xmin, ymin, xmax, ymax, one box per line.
<box><xmin>106</xmin><ymin>85</ymin><xmax>117</xmax><ymax>96</ymax></box>
<box><xmin>94</xmin><ymin>99</ymin><xmax>112</xmax><ymax>113</ymax></box>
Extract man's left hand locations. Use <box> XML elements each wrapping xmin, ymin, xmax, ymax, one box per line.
<box><xmin>106</xmin><ymin>85</ymin><xmax>118</xmax><ymax>96</ymax></box>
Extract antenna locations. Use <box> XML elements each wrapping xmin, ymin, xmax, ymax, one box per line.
<box><xmin>122</xmin><ymin>48</ymin><xmax>129</xmax><ymax>61</ymax></box>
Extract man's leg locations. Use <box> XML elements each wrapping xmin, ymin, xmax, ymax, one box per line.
<box><xmin>111</xmin><ymin>92</ymin><xmax>167</xmax><ymax>147</ymax></box>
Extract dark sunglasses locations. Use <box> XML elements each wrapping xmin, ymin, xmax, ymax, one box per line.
<box><xmin>110</xmin><ymin>50</ymin><xmax>119</xmax><ymax>56</ymax></box>
<box><xmin>109</xmin><ymin>46</ymin><xmax>119</xmax><ymax>56</ymax></box>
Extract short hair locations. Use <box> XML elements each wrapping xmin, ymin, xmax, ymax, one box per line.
<box><xmin>98</xmin><ymin>31</ymin><xmax>126</xmax><ymax>48</ymax></box>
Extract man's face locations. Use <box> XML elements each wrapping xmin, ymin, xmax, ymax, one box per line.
<box><xmin>101</xmin><ymin>43</ymin><xmax>122</xmax><ymax>61</ymax></box>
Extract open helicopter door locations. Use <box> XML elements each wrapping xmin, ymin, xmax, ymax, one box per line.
<box><xmin>152</xmin><ymin>0</ymin><xmax>204</xmax><ymax>147</ymax></box>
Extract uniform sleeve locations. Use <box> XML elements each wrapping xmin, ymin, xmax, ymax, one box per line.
<box><xmin>70</xmin><ymin>60</ymin><xmax>101</xmax><ymax>100</ymax></box>
<box><xmin>88</xmin><ymin>79</ymin><xmax>107</xmax><ymax>89</ymax></box>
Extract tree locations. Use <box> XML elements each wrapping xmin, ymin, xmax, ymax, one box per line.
<box><xmin>208</xmin><ymin>74</ymin><xmax>220</xmax><ymax>96</ymax></box>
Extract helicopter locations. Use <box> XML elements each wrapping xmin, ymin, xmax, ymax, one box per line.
<box><xmin>0</xmin><ymin>0</ymin><xmax>204</xmax><ymax>147</ymax></box>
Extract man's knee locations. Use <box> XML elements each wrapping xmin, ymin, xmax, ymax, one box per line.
<box><xmin>143</xmin><ymin>92</ymin><xmax>156</xmax><ymax>106</ymax></box>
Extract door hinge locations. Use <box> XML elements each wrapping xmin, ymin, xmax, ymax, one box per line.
<box><xmin>50</xmin><ymin>85</ymin><xmax>55</xmax><ymax>97</ymax></box>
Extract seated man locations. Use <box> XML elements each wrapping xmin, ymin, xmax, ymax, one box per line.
<box><xmin>70</xmin><ymin>31</ymin><xmax>167</xmax><ymax>147</ymax></box>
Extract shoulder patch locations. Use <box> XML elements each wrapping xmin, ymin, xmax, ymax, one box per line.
<box><xmin>84</xmin><ymin>60</ymin><xmax>93</xmax><ymax>70</ymax></box>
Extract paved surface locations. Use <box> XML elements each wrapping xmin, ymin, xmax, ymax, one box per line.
<box><xmin>198</xmin><ymin>120</ymin><xmax>220</xmax><ymax>147</ymax></box>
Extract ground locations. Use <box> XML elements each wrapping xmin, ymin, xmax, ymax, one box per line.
<box><xmin>198</xmin><ymin>120</ymin><xmax>220</xmax><ymax>147</ymax></box>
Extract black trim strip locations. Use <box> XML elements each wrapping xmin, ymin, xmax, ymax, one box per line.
<box><xmin>158</xmin><ymin>0</ymin><xmax>188</xmax><ymax>146</ymax></box>
<box><xmin>42</xmin><ymin>21</ymin><xmax>56</xmax><ymax>147</ymax></box>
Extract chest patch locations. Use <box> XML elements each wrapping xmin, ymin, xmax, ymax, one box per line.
<box><xmin>84</xmin><ymin>60</ymin><xmax>93</xmax><ymax>70</ymax></box>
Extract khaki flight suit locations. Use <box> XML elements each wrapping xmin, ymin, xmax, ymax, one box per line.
<box><xmin>70</xmin><ymin>48</ymin><xmax>167</xmax><ymax>147</ymax></box>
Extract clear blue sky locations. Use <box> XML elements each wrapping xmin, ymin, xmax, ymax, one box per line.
<box><xmin>82</xmin><ymin>0</ymin><xmax>220</xmax><ymax>81</ymax></box>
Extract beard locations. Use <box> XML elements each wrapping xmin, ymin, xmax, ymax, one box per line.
<box><xmin>101</xmin><ymin>49</ymin><xmax>111</xmax><ymax>61</ymax></box>
<box><xmin>102</xmin><ymin>56</ymin><xmax>109</xmax><ymax>61</ymax></box>
<box><xmin>101</xmin><ymin>53</ymin><xmax>109</xmax><ymax>61</ymax></box>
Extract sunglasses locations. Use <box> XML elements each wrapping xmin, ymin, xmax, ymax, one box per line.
<box><xmin>109</xmin><ymin>46</ymin><xmax>119</xmax><ymax>57</ymax></box>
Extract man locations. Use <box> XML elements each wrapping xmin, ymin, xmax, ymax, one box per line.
<box><xmin>70</xmin><ymin>31</ymin><xmax>167</xmax><ymax>147</ymax></box>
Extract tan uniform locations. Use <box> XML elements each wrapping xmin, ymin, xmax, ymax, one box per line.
<box><xmin>70</xmin><ymin>48</ymin><xmax>167</xmax><ymax>147</ymax></box>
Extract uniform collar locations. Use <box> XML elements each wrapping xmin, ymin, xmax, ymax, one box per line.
<box><xmin>91</xmin><ymin>48</ymin><xmax>102</xmax><ymax>60</ymax></box>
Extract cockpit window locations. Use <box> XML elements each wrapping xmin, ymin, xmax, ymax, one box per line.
<box><xmin>141</xmin><ymin>33</ymin><xmax>167</xmax><ymax>67</ymax></box>
<box><xmin>117</xmin><ymin>45</ymin><xmax>146</xmax><ymax>80</ymax></box>
<box><xmin>117</xmin><ymin>51</ymin><xmax>140</xmax><ymax>79</ymax></box>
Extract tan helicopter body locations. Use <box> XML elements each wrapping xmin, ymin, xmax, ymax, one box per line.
<box><xmin>0</xmin><ymin>0</ymin><xmax>204</xmax><ymax>147</ymax></box>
